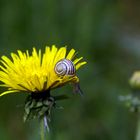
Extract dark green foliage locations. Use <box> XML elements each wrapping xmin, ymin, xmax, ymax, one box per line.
<box><xmin>0</xmin><ymin>0</ymin><xmax>140</xmax><ymax>140</ymax></box>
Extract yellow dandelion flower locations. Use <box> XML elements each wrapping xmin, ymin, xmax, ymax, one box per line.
<box><xmin>0</xmin><ymin>45</ymin><xmax>87</xmax><ymax>131</ymax></box>
<box><xmin>0</xmin><ymin>45</ymin><xmax>86</xmax><ymax>96</ymax></box>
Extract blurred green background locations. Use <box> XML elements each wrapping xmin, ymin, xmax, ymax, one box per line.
<box><xmin>0</xmin><ymin>0</ymin><xmax>140</xmax><ymax>140</ymax></box>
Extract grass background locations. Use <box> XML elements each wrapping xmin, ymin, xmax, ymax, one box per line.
<box><xmin>0</xmin><ymin>0</ymin><xmax>140</xmax><ymax>140</ymax></box>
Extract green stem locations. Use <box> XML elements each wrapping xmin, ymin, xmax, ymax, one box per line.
<box><xmin>40</xmin><ymin>118</ymin><xmax>45</xmax><ymax>140</ymax></box>
<box><xmin>136</xmin><ymin>116</ymin><xmax>140</xmax><ymax>140</ymax></box>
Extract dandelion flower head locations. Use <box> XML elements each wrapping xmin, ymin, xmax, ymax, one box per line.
<box><xmin>0</xmin><ymin>45</ymin><xmax>86</xmax><ymax>96</ymax></box>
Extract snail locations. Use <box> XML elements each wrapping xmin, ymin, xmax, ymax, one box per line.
<box><xmin>54</xmin><ymin>59</ymin><xmax>76</xmax><ymax>76</ymax></box>
<box><xmin>55</xmin><ymin>59</ymin><xmax>84</xmax><ymax>96</ymax></box>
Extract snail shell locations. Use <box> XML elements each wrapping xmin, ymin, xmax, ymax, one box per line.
<box><xmin>54</xmin><ymin>59</ymin><xmax>76</xmax><ymax>76</ymax></box>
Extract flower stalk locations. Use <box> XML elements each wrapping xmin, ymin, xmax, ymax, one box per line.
<box><xmin>40</xmin><ymin>118</ymin><xmax>45</xmax><ymax>140</ymax></box>
<box><xmin>136</xmin><ymin>116</ymin><xmax>140</xmax><ymax>140</ymax></box>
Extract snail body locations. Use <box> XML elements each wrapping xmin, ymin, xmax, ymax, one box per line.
<box><xmin>54</xmin><ymin>59</ymin><xmax>75</xmax><ymax>76</ymax></box>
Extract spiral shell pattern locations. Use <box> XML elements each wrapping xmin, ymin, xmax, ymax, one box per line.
<box><xmin>54</xmin><ymin>59</ymin><xmax>76</xmax><ymax>76</ymax></box>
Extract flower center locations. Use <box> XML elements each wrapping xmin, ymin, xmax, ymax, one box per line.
<box><xmin>31</xmin><ymin>90</ymin><xmax>50</xmax><ymax>100</ymax></box>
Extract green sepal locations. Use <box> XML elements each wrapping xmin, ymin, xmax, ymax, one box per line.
<box><xmin>23</xmin><ymin>93</ymin><xmax>55</xmax><ymax>122</ymax></box>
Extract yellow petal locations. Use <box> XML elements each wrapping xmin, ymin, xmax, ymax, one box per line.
<box><xmin>54</xmin><ymin>47</ymin><xmax>66</xmax><ymax>64</ymax></box>
<box><xmin>66</xmin><ymin>49</ymin><xmax>75</xmax><ymax>60</ymax></box>
<box><xmin>0</xmin><ymin>90</ymin><xmax>19</xmax><ymax>97</ymax></box>
<box><xmin>73</xmin><ymin>57</ymin><xmax>83</xmax><ymax>65</ymax></box>
<box><xmin>76</xmin><ymin>62</ymin><xmax>87</xmax><ymax>70</ymax></box>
